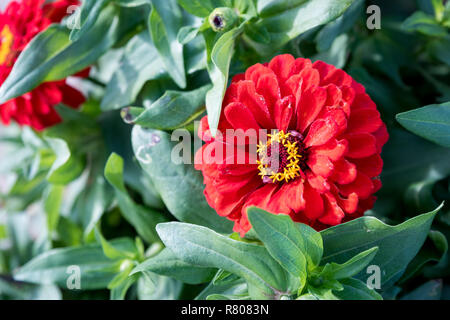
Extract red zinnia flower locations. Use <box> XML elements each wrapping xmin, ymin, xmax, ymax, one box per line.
<box><xmin>195</xmin><ymin>54</ymin><xmax>389</xmax><ymax>236</ymax></box>
<box><xmin>0</xmin><ymin>0</ymin><xmax>86</xmax><ymax>130</ymax></box>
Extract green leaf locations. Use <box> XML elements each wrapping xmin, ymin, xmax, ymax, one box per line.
<box><xmin>107</xmin><ymin>263</ymin><xmax>134</xmax><ymax>290</ymax></box>
<box><xmin>321</xmin><ymin>247</ymin><xmax>378</xmax><ymax>280</ymax></box>
<box><xmin>405</xmin><ymin>180</ymin><xmax>440</xmax><ymax>214</ymax></box>
<box><xmin>315</xmin><ymin>0</ymin><xmax>363</xmax><ymax>52</ymax></box>
<box><xmin>156</xmin><ymin>222</ymin><xmax>291</xmax><ymax>299</ymax></box>
<box><xmin>43</xmin><ymin>184</ymin><xmax>64</xmax><ymax>233</ymax></box>
<box><xmin>313</xmin><ymin>34</ymin><xmax>349</xmax><ymax>69</ymax></box>
<box><xmin>246</xmin><ymin>0</ymin><xmax>355</xmax><ymax>54</ymax></box>
<box><xmin>126</xmin><ymin>84</ymin><xmax>211</xmax><ymax>130</ymax></box>
<box><xmin>400</xmin><ymin>279</ymin><xmax>443</xmax><ymax>300</ymax></box>
<box><xmin>195</xmin><ymin>277</ymin><xmax>248</xmax><ymax>300</ymax></box>
<box><xmin>131</xmin><ymin>248</ymin><xmax>216</xmax><ymax>284</ymax></box>
<box><xmin>149</xmin><ymin>0</ymin><xmax>186</xmax><ymax>88</ymax></box>
<box><xmin>95</xmin><ymin>227</ymin><xmax>138</xmax><ymax>260</ymax></box>
<box><xmin>104</xmin><ymin>153</ymin><xmax>166</xmax><ymax>243</ymax></box>
<box><xmin>110</xmin><ymin>273</ymin><xmax>139</xmax><ymax>300</ymax></box>
<box><xmin>73</xmin><ymin>172</ymin><xmax>114</xmax><ymax>237</ymax></box>
<box><xmin>44</xmin><ymin>137</ymin><xmax>85</xmax><ymax>185</ymax></box>
<box><xmin>204</xmin><ymin>26</ymin><xmax>244</xmax><ymax>137</ymax></box>
<box><xmin>177</xmin><ymin>26</ymin><xmax>199</xmax><ymax>44</ymax></box>
<box><xmin>396</xmin><ymin>102</ymin><xmax>450</xmax><ymax>148</ymax></box>
<box><xmin>431</xmin><ymin>0</ymin><xmax>446</xmax><ymax>21</ymax></box>
<box><xmin>68</xmin><ymin>0</ymin><xmax>110</xmax><ymax>41</ymax></box>
<box><xmin>14</xmin><ymin>239</ymin><xmax>134</xmax><ymax>289</ymax></box>
<box><xmin>429</xmin><ymin>38</ymin><xmax>450</xmax><ymax>67</ymax></box>
<box><xmin>257</xmin><ymin>0</ymin><xmax>309</xmax><ymax>17</ymax></box>
<box><xmin>101</xmin><ymin>31</ymin><xmax>164</xmax><ymax>111</ymax></box>
<box><xmin>56</xmin><ymin>216</ymin><xmax>83</xmax><ymax>247</ymax></box>
<box><xmin>321</xmin><ymin>204</ymin><xmax>443</xmax><ymax>291</ymax></box>
<box><xmin>176</xmin><ymin>0</ymin><xmax>229</xmax><ymax>17</ymax></box>
<box><xmin>0</xmin><ymin>279</ymin><xmax>62</xmax><ymax>300</ymax></box>
<box><xmin>137</xmin><ymin>271</ymin><xmax>182</xmax><ymax>300</ymax></box>
<box><xmin>400</xmin><ymin>230</ymin><xmax>448</xmax><ymax>282</ymax></box>
<box><xmin>247</xmin><ymin>207</ymin><xmax>311</xmax><ymax>289</ymax></box>
<box><xmin>0</xmin><ymin>5</ymin><xmax>144</xmax><ymax>104</ymax></box>
<box><xmin>333</xmin><ymin>278</ymin><xmax>383</xmax><ymax>300</ymax></box>
<box><xmin>402</xmin><ymin>11</ymin><xmax>447</xmax><ymax>37</ymax></box>
<box><xmin>379</xmin><ymin>128</ymin><xmax>450</xmax><ymax>197</ymax></box>
<box><xmin>116</xmin><ymin>0</ymin><xmax>151</xmax><ymax>7</ymax></box>
<box><xmin>131</xmin><ymin>127</ymin><xmax>233</xmax><ymax>233</ymax></box>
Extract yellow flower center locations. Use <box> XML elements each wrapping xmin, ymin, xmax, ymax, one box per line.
<box><xmin>257</xmin><ymin>130</ymin><xmax>306</xmax><ymax>183</ymax></box>
<box><xmin>0</xmin><ymin>25</ymin><xmax>14</xmax><ymax>65</ymax></box>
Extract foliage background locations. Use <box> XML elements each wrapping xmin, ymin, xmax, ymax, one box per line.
<box><xmin>0</xmin><ymin>0</ymin><xmax>449</xmax><ymax>300</ymax></box>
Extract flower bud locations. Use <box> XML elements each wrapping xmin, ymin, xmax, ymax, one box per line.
<box><xmin>208</xmin><ymin>7</ymin><xmax>238</xmax><ymax>32</ymax></box>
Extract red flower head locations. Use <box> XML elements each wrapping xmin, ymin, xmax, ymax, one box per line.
<box><xmin>195</xmin><ymin>54</ymin><xmax>389</xmax><ymax>236</ymax></box>
<box><xmin>0</xmin><ymin>0</ymin><xmax>86</xmax><ymax>130</ymax></box>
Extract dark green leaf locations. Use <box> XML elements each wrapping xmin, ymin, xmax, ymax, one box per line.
<box><xmin>149</xmin><ymin>0</ymin><xmax>186</xmax><ymax>88</ymax></box>
<box><xmin>131</xmin><ymin>248</ymin><xmax>216</xmax><ymax>284</ymax></box>
<box><xmin>44</xmin><ymin>137</ymin><xmax>84</xmax><ymax>185</ymax></box>
<box><xmin>400</xmin><ymin>230</ymin><xmax>448</xmax><ymax>282</ymax></box>
<box><xmin>14</xmin><ymin>239</ymin><xmax>134</xmax><ymax>289</ymax></box>
<box><xmin>315</xmin><ymin>0</ymin><xmax>363</xmax><ymax>52</ymax></box>
<box><xmin>131</xmin><ymin>127</ymin><xmax>233</xmax><ymax>233</ymax></box>
<box><xmin>195</xmin><ymin>277</ymin><xmax>248</xmax><ymax>300</ymax></box>
<box><xmin>396</xmin><ymin>102</ymin><xmax>450</xmax><ymax>148</ymax></box>
<box><xmin>321</xmin><ymin>204</ymin><xmax>443</xmax><ymax>291</ymax></box>
<box><xmin>137</xmin><ymin>271</ymin><xmax>182</xmax><ymax>300</ymax></box>
<box><xmin>402</xmin><ymin>11</ymin><xmax>447</xmax><ymax>37</ymax></box>
<box><xmin>333</xmin><ymin>278</ymin><xmax>383</xmax><ymax>300</ymax></box>
<box><xmin>321</xmin><ymin>247</ymin><xmax>378</xmax><ymax>280</ymax></box>
<box><xmin>205</xmin><ymin>26</ymin><xmax>244</xmax><ymax>137</ymax></box>
<box><xmin>401</xmin><ymin>279</ymin><xmax>443</xmax><ymax>300</ymax></box>
<box><xmin>176</xmin><ymin>0</ymin><xmax>229</xmax><ymax>17</ymax></box>
<box><xmin>247</xmin><ymin>207</ymin><xmax>316</xmax><ymax>288</ymax></box>
<box><xmin>101</xmin><ymin>31</ymin><xmax>164</xmax><ymax>111</ymax></box>
<box><xmin>127</xmin><ymin>84</ymin><xmax>211</xmax><ymax>130</ymax></box>
<box><xmin>156</xmin><ymin>222</ymin><xmax>292</xmax><ymax>299</ymax></box>
<box><xmin>177</xmin><ymin>26</ymin><xmax>199</xmax><ymax>44</ymax></box>
<box><xmin>104</xmin><ymin>153</ymin><xmax>166</xmax><ymax>243</ymax></box>
<box><xmin>246</xmin><ymin>0</ymin><xmax>355</xmax><ymax>54</ymax></box>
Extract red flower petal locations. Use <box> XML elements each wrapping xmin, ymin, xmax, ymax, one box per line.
<box><xmin>225</xmin><ymin>102</ymin><xmax>261</xmax><ymax>131</ymax></box>
<box><xmin>331</xmin><ymin>159</ymin><xmax>357</xmax><ymax>185</ymax></box>
<box><xmin>256</xmin><ymin>73</ymin><xmax>280</xmax><ymax>115</ymax></box>
<box><xmin>307</xmin><ymin>153</ymin><xmax>334</xmax><ymax>178</ymax></box>
<box><xmin>297</xmin><ymin>86</ymin><xmax>327</xmax><ymax>133</ymax></box>
<box><xmin>237</xmin><ymin>80</ymin><xmax>274</xmax><ymax>128</ymax></box>
<box><xmin>338</xmin><ymin>172</ymin><xmax>374</xmax><ymax>199</ymax></box>
<box><xmin>334</xmin><ymin>190</ymin><xmax>358</xmax><ymax>214</ymax></box>
<box><xmin>304</xmin><ymin>116</ymin><xmax>339</xmax><ymax>147</ymax></box>
<box><xmin>303</xmin><ymin>182</ymin><xmax>324</xmax><ymax>220</ymax></box>
<box><xmin>60</xmin><ymin>83</ymin><xmax>85</xmax><ymax>109</ymax></box>
<box><xmin>347</xmin><ymin>108</ymin><xmax>382</xmax><ymax>134</ymax></box>
<box><xmin>311</xmin><ymin>139</ymin><xmax>348</xmax><ymax>162</ymax></box>
<box><xmin>344</xmin><ymin>133</ymin><xmax>377</xmax><ymax>158</ymax></box>
<box><xmin>273</xmin><ymin>95</ymin><xmax>294</xmax><ymax>131</ymax></box>
<box><xmin>373</xmin><ymin>123</ymin><xmax>389</xmax><ymax>152</ymax></box>
<box><xmin>306</xmin><ymin>171</ymin><xmax>330</xmax><ymax>193</ymax></box>
<box><xmin>268</xmin><ymin>54</ymin><xmax>295</xmax><ymax>82</ymax></box>
<box><xmin>351</xmin><ymin>154</ymin><xmax>383</xmax><ymax>178</ymax></box>
<box><xmin>313</xmin><ymin>60</ymin><xmax>353</xmax><ymax>87</ymax></box>
<box><xmin>318</xmin><ymin>192</ymin><xmax>345</xmax><ymax>225</ymax></box>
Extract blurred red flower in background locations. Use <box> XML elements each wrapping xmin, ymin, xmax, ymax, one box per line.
<box><xmin>196</xmin><ymin>54</ymin><xmax>389</xmax><ymax>236</ymax></box>
<box><xmin>0</xmin><ymin>0</ymin><xmax>86</xmax><ymax>130</ymax></box>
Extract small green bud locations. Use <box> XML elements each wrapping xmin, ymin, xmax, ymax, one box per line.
<box><xmin>208</xmin><ymin>7</ymin><xmax>238</xmax><ymax>32</ymax></box>
<box><xmin>119</xmin><ymin>259</ymin><xmax>133</xmax><ymax>272</ymax></box>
